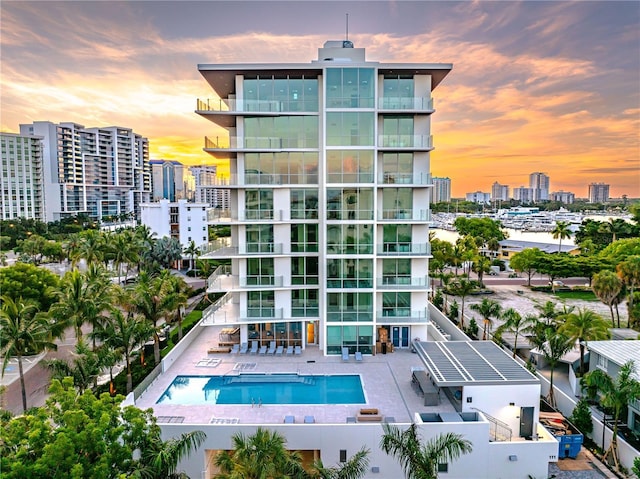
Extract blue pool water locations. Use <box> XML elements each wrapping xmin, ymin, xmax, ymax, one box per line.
<box><xmin>157</xmin><ymin>373</ymin><xmax>365</xmax><ymax>405</ymax></box>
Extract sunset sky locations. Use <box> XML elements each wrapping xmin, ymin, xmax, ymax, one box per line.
<box><xmin>2</xmin><ymin>1</ymin><xmax>639</xmax><ymax>198</ymax></box>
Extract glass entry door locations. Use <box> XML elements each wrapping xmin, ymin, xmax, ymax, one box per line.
<box><xmin>392</xmin><ymin>326</ymin><xmax>410</xmax><ymax>348</ymax></box>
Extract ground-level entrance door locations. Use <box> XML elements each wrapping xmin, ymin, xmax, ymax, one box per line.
<box><xmin>306</xmin><ymin>321</ymin><xmax>318</xmax><ymax>345</ymax></box>
<box><xmin>391</xmin><ymin>326</ymin><xmax>410</xmax><ymax>348</ymax></box>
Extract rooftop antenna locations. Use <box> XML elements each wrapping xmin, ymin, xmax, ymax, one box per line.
<box><xmin>346</xmin><ymin>13</ymin><xmax>349</xmax><ymax>40</ymax></box>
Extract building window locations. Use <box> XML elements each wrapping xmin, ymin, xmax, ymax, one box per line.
<box><xmin>291</xmin><ymin>224</ymin><xmax>318</xmax><ymax>253</ymax></box>
<box><xmin>327</xmin><ymin>258</ymin><xmax>372</xmax><ymax>288</ymax></box>
<box><xmin>325</xmin><ymin>68</ymin><xmax>374</xmax><ymax>108</ymax></box>
<box><xmin>326</xmin><ymin>188</ymin><xmax>374</xmax><ymax>221</ymax></box>
<box><xmin>292</xmin><ymin>289</ymin><xmax>319</xmax><ymax>317</ymax></box>
<box><xmin>291</xmin><ymin>256</ymin><xmax>319</xmax><ymax>285</ymax></box>
<box><xmin>327</xmin><ymin>150</ymin><xmax>374</xmax><ymax>183</ymax></box>
<box><xmin>246</xmin><ymin>258</ymin><xmax>274</xmax><ymax>286</ymax></box>
<box><xmin>290</xmin><ymin>189</ymin><xmax>318</xmax><ymax>219</ymax></box>
<box><xmin>326</xmin><ymin>112</ymin><xmax>374</xmax><ymax>146</ymax></box>
<box><xmin>437</xmin><ymin>463</ymin><xmax>448</xmax><ymax>473</ymax></box>
<box><xmin>597</xmin><ymin>355</ymin><xmax>608</xmax><ymax>371</ymax></box>
<box><xmin>326</xmin><ymin>325</ymin><xmax>373</xmax><ymax>355</ymax></box>
<box><xmin>327</xmin><ymin>292</ymin><xmax>372</xmax><ymax>322</ymax></box>
<box><xmin>245</xmin><ymin>189</ymin><xmax>273</xmax><ymax>220</ymax></box>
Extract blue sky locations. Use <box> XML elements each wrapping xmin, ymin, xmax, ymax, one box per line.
<box><xmin>1</xmin><ymin>1</ymin><xmax>639</xmax><ymax>197</ymax></box>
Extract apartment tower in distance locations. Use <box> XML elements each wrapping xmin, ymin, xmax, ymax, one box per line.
<box><xmin>0</xmin><ymin>132</ymin><xmax>44</xmax><ymax>221</ymax></box>
<box><xmin>431</xmin><ymin>176</ymin><xmax>451</xmax><ymax>203</ymax></box>
<box><xmin>529</xmin><ymin>172</ymin><xmax>549</xmax><ymax>201</ymax></box>
<box><xmin>588</xmin><ymin>182</ymin><xmax>610</xmax><ymax>203</ymax></box>
<box><xmin>19</xmin><ymin>121</ymin><xmax>151</xmax><ymax>221</ymax></box>
<box><xmin>491</xmin><ymin>181</ymin><xmax>509</xmax><ymax>202</ymax></box>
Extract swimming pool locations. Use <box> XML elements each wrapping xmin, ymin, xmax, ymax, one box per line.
<box><xmin>157</xmin><ymin>373</ymin><xmax>365</xmax><ymax>405</ymax></box>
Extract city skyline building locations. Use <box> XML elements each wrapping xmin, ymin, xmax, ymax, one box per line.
<box><xmin>512</xmin><ymin>186</ymin><xmax>536</xmax><ymax>203</ymax></box>
<box><xmin>465</xmin><ymin>191</ymin><xmax>491</xmax><ymax>204</ymax></box>
<box><xmin>0</xmin><ymin>132</ymin><xmax>45</xmax><ymax>221</ymax></box>
<box><xmin>529</xmin><ymin>172</ymin><xmax>550</xmax><ymax>201</ymax></box>
<box><xmin>18</xmin><ymin>121</ymin><xmax>151</xmax><ymax>222</ymax></box>
<box><xmin>491</xmin><ymin>181</ymin><xmax>509</xmax><ymax>202</ymax></box>
<box><xmin>551</xmin><ymin>190</ymin><xmax>575</xmax><ymax>204</ymax></box>
<box><xmin>588</xmin><ymin>182</ymin><xmax>610</xmax><ymax>203</ymax></box>
<box><xmin>150</xmin><ymin>159</ymin><xmax>195</xmax><ymax>202</ymax></box>
<box><xmin>431</xmin><ymin>176</ymin><xmax>451</xmax><ymax>203</ymax></box>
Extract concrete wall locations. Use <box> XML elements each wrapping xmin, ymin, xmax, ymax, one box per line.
<box><xmin>161</xmin><ymin>321</ymin><xmax>205</xmax><ymax>373</ymax></box>
<box><xmin>161</xmin><ymin>418</ymin><xmax>558</xmax><ymax>479</ymax></box>
<box><xmin>427</xmin><ymin>303</ymin><xmax>470</xmax><ymax>341</ymax></box>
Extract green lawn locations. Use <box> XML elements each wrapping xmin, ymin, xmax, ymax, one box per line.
<box><xmin>553</xmin><ymin>290</ymin><xmax>598</xmax><ymax>301</ymax></box>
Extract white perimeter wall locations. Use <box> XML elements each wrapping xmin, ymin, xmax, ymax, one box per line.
<box><xmin>161</xmin><ymin>418</ymin><xmax>557</xmax><ymax>479</ymax></box>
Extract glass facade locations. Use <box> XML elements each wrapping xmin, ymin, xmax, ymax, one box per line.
<box><xmin>199</xmin><ymin>51</ymin><xmax>446</xmax><ymax>355</ymax></box>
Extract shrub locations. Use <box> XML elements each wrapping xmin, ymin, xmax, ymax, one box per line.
<box><xmin>570</xmin><ymin>398</ymin><xmax>594</xmax><ymax>435</ymax></box>
<box><xmin>433</xmin><ymin>290</ymin><xmax>443</xmax><ymax>310</ymax></box>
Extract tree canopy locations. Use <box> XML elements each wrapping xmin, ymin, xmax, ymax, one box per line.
<box><xmin>0</xmin><ymin>378</ymin><xmax>205</xmax><ymax>479</ymax></box>
<box><xmin>0</xmin><ymin>263</ymin><xmax>60</xmax><ymax>311</ymax></box>
<box><xmin>453</xmin><ymin>217</ymin><xmax>506</xmax><ymax>243</ymax></box>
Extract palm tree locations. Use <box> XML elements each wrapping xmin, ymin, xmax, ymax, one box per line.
<box><xmin>43</xmin><ymin>339</ymin><xmax>102</xmax><ymax>392</ymax></box>
<box><xmin>486</xmin><ymin>237</ymin><xmax>500</xmax><ymax>259</ymax></box>
<box><xmin>617</xmin><ymin>256</ymin><xmax>640</xmax><ymax>328</ymax></box>
<box><xmin>380</xmin><ymin>423</ymin><xmax>472</xmax><ymax>479</ymax></box>
<box><xmin>552</xmin><ymin>221</ymin><xmax>572</xmax><ymax>253</ymax></box>
<box><xmin>559</xmin><ymin>308</ymin><xmax>610</xmax><ymax>375</ymax></box>
<box><xmin>470</xmin><ymin>298</ymin><xmax>502</xmax><ymax>340</ymax></box>
<box><xmin>310</xmin><ymin>447</ymin><xmax>370</xmax><ymax>479</ymax></box>
<box><xmin>599</xmin><ymin>218</ymin><xmax>631</xmax><ymax>243</ymax></box>
<box><xmin>582</xmin><ymin>361</ymin><xmax>640</xmax><ymax>472</ymax></box>
<box><xmin>112</xmin><ymin>229</ymin><xmax>139</xmax><ymax>284</ymax></box>
<box><xmin>497</xmin><ymin>308</ymin><xmax>537</xmax><ymax>358</ymax></box>
<box><xmin>135</xmin><ymin>429</ymin><xmax>206</xmax><ymax>479</ymax></box>
<box><xmin>183</xmin><ymin>240</ymin><xmax>200</xmax><ymax>272</ymax></box>
<box><xmin>592</xmin><ymin>270</ymin><xmax>624</xmax><ymax>327</ymax></box>
<box><xmin>94</xmin><ymin>308</ymin><xmax>152</xmax><ymax>394</ymax></box>
<box><xmin>473</xmin><ymin>255</ymin><xmax>491</xmax><ymax>286</ymax></box>
<box><xmin>540</xmin><ymin>328</ymin><xmax>573</xmax><ymax>408</ymax></box>
<box><xmin>0</xmin><ymin>296</ymin><xmax>61</xmax><ymax>412</ymax></box>
<box><xmin>449</xmin><ymin>278</ymin><xmax>476</xmax><ymax>329</ymax></box>
<box><xmin>165</xmin><ymin>274</ymin><xmax>189</xmax><ymax>342</ymax></box>
<box><xmin>534</xmin><ymin>300</ymin><xmax>562</xmax><ymax>327</ymax></box>
<box><xmin>214</xmin><ymin>427</ymin><xmax>303</xmax><ymax>478</ymax></box>
<box><xmin>133</xmin><ymin>271</ymin><xmax>173</xmax><ymax>365</ymax></box>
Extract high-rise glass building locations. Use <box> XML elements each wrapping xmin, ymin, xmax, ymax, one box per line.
<box><xmin>198</xmin><ymin>41</ymin><xmax>451</xmax><ymax>355</ymax></box>
<box><xmin>0</xmin><ymin>133</ymin><xmax>44</xmax><ymax>221</ymax></box>
<box><xmin>431</xmin><ymin>176</ymin><xmax>452</xmax><ymax>203</ymax></box>
<box><xmin>588</xmin><ymin>182</ymin><xmax>610</xmax><ymax>203</ymax></box>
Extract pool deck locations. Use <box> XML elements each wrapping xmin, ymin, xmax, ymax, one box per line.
<box><xmin>135</xmin><ymin>326</ymin><xmax>457</xmax><ymax>425</ymax></box>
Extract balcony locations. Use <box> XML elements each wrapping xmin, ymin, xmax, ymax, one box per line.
<box><xmin>197</xmin><ymin>98</ymin><xmax>318</xmax><ymax>113</ymax></box>
<box><xmin>240</xmin><ymin>308</ymin><xmax>283</xmax><ymax>321</ymax></box>
<box><xmin>378</xmin><ymin>97</ymin><xmax>434</xmax><ymax>111</ymax></box>
<box><xmin>377</xmin><ymin>308</ymin><xmax>429</xmax><ymax>323</ymax></box>
<box><xmin>377</xmin><ymin>276</ymin><xmax>429</xmax><ymax>289</ymax></box>
<box><xmin>378</xmin><ymin>209</ymin><xmax>431</xmax><ymax>221</ymax></box>
<box><xmin>378</xmin><ymin>135</ymin><xmax>433</xmax><ymax>150</ymax></box>
<box><xmin>379</xmin><ymin>172</ymin><xmax>432</xmax><ymax>185</ymax></box>
<box><xmin>200</xmin><ymin>242</ymin><xmax>285</xmax><ymax>259</ymax></box>
<box><xmin>326</xmin><ymin>243</ymin><xmax>374</xmax><ymax>255</ymax></box>
<box><xmin>377</xmin><ymin>243</ymin><xmax>431</xmax><ymax>256</ymax></box>
<box><xmin>204</xmin><ymin>136</ymin><xmax>318</xmax><ymax>150</ymax></box>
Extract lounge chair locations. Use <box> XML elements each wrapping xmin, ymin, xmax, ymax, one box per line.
<box><xmin>239</xmin><ymin>342</ymin><xmax>248</xmax><ymax>354</ymax></box>
<box><xmin>294</xmin><ymin>345</ymin><xmax>301</xmax><ymax>355</ymax></box>
<box><xmin>250</xmin><ymin>341</ymin><xmax>259</xmax><ymax>355</ymax></box>
<box><xmin>285</xmin><ymin>345</ymin><xmax>294</xmax><ymax>356</ymax></box>
<box><xmin>267</xmin><ymin>341</ymin><xmax>276</xmax><ymax>355</ymax></box>
<box><xmin>284</xmin><ymin>415</ymin><xmax>295</xmax><ymax>423</ymax></box>
<box><xmin>355</xmin><ymin>351</ymin><xmax>363</xmax><ymax>362</ymax></box>
<box><xmin>230</xmin><ymin>344</ymin><xmax>240</xmax><ymax>354</ymax></box>
<box><xmin>304</xmin><ymin>415</ymin><xmax>315</xmax><ymax>423</ymax></box>
<box><xmin>259</xmin><ymin>345</ymin><xmax>267</xmax><ymax>355</ymax></box>
<box><xmin>275</xmin><ymin>345</ymin><xmax>284</xmax><ymax>356</ymax></box>
<box><xmin>342</xmin><ymin>347</ymin><xmax>350</xmax><ymax>361</ymax></box>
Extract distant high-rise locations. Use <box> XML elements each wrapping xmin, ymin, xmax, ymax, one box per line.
<box><xmin>491</xmin><ymin>181</ymin><xmax>509</xmax><ymax>202</ymax></box>
<box><xmin>19</xmin><ymin>121</ymin><xmax>151</xmax><ymax>221</ymax></box>
<box><xmin>551</xmin><ymin>190</ymin><xmax>575</xmax><ymax>204</ymax></box>
<box><xmin>465</xmin><ymin>191</ymin><xmax>491</xmax><ymax>204</ymax></box>
<box><xmin>150</xmin><ymin>159</ymin><xmax>195</xmax><ymax>201</ymax></box>
<box><xmin>529</xmin><ymin>172</ymin><xmax>549</xmax><ymax>201</ymax></box>
<box><xmin>431</xmin><ymin>177</ymin><xmax>451</xmax><ymax>203</ymax></box>
<box><xmin>190</xmin><ymin>165</ymin><xmax>230</xmax><ymax>209</ymax></box>
<box><xmin>0</xmin><ymin>132</ymin><xmax>45</xmax><ymax>221</ymax></box>
<box><xmin>513</xmin><ymin>186</ymin><xmax>535</xmax><ymax>203</ymax></box>
<box><xmin>588</xmin><ymin>182</ymin><xmax>610</xmax><ymax>203</ymax></box>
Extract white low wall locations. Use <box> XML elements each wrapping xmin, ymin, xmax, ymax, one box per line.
<box><xmin>427</xmin><ymin>303</ymin><xmax>470</xmax><ymax>341</ymax></box>
<box><xmin>161</xmin><ymin>319</ymin><xmax>205</xmax><ymax>373</ymax></box>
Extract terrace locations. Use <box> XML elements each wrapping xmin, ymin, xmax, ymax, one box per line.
<box><xmin>134</xmin><ymin>326</ymin><xmax>460</xmax><ymax>426</ymax></box>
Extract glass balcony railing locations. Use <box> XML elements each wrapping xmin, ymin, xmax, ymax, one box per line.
<box><xmin>205</xmin><ymin>136</ymin><xmax>318</xmax><ymax>150</ymax></box>
<box><xmin>197</xmin><ymin>98</ymin><xmax>318</xmax><ymax>113</ymax></box>
<box><xmin>326</xmin><ymin>243</ymin><xmax>374</xmax><ymax>255</ymax></box>
<box><xmin>377</xmin><ymin>308</ymin><xmax>429</xmax><ymax>322</ymax></box>
<box><xmin>241</xmin><ymin>276</ymin><xmax>284</xmax><ymax>288</ymax></box>
<box><xmin>379</xmin><ymin>172</ymin><xmax>432</xmax><ymax>185</ymax></box>
<box><xmin>377</xmin><ymin>243</ymin><xmax>431</xmax><ymax>255</ymax></box>
<box><xmin>378</xmin><ymin>97</ymin><xmax>434</xmax><ymax>111</ymax></box>
<box><xmin>378</xmin><ymin>209</ymin><xmax>431</xmax><ymax>221</ymax></box>
<box><xmin>378</xmin><ymin>135</ymin><xmax>433</xmax><ymax>149</ymax></box>
<box><xmin>377</xmin><ymin>276</ymin><xmax>429</xmax><ymax>288</ymax></box>
<box><xmin>241</xmin><ymin>308</ymin><xmax>283</xmax><ymax>320</ymax></box>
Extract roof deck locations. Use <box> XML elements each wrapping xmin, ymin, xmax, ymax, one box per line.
<box><xmin>134</xmin><ymin>326</ymin><xmax>458</xmax><ymax>425</ymax></box>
